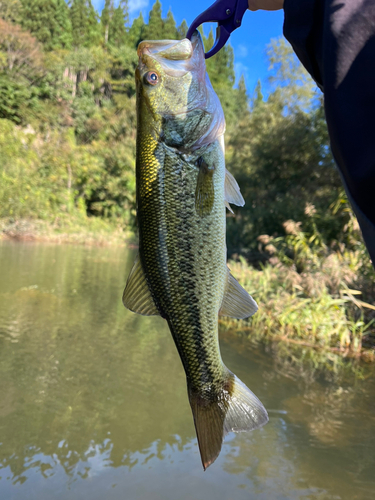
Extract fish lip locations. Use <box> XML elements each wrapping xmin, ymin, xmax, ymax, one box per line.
<box><xmin>137</xmin><ymin>39</ymin><xmax>193</xmax><ymax>61</ymax></box>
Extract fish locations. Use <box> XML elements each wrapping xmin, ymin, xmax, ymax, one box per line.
<box><xmin>122</xmin><ymin>31</ymin><xmax>268</xmax><ymax>470</ymax></box>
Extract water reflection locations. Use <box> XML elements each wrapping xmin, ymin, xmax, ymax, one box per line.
<box><xmin>0</xmin><ymin>241</ymin><xmax>374</xmax><ymax>500</ymax></box>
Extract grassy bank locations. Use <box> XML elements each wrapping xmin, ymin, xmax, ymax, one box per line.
<box><xmin>222</xmin><ymin>245</ymin><xmax>375</xmax><ymax>376</ymax></box>
<box><xmin>0</xmin><ymin>216</ymin><xmax>134</xmax><ymax>246</ymax></box>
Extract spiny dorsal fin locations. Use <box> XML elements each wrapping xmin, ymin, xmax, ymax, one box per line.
<box><xmin>122</xmin><ymin>253</ymin><xmax>160</xmax><ymax>316</ymax></box>
<box><xmin>225</xmin><ymin>169</ymin><xmax>245</xmax><ymax>210</ymax></box>
<box><xmin>195</xmin><ymin>157</ymin><xmax>215</xmax><ymax>217</ymax></box>
<box><xmin>219</xmin><ymin>270</ymin><xmax>258</xmax><ymax>319</ymax></box>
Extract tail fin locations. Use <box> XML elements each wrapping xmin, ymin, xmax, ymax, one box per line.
<box><xmin>188</xmin><ymin>373</ymin><xmax>268</xmax><ymax>470</ymax></box>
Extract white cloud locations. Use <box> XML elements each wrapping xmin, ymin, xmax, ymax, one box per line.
<box><xmin>129</xmin><ymin>0</ymin><xmax>150</xmax><ymax>13</ymax></box>
<box><xmin>91</xmin><ymin>0</ymin><xmax>149</xmax><ymax>15</ymax></box>
<box><xmin>236</xmin><ymin>44</ymin><xmax>248</xmax><ymax>59</ymax></box>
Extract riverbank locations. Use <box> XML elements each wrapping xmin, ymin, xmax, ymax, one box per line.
<box><xmin>221</xmin><ymin>254</ymin><xmax>375</xmax><ymax>375</ymax></box>
<box><xmin>0</xmin><ymin>217</ymin><xmax>134</xmax><ymax>246</ymax></box>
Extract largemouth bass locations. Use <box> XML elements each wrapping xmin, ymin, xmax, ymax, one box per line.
<box><xmin>123</xmin><ymin>31</ymin><xmax>268</xmax><ymax>470</ymax></box>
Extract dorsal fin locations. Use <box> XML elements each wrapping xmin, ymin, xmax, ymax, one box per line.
<box><xmin>219</xmin><ymin>270</ymin><xmax>258</xmax><ymax>319</ymax></box>
<box><xmin>122</xmin><ymin>254</ymin><xmax>160</xmax><ymax>316</ymax></box>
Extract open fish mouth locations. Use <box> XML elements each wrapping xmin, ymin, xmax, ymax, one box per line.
<box><xmin>137</xmin><ymin>32</ymin><xmax>206</xmax><ymax>81</ymax></box>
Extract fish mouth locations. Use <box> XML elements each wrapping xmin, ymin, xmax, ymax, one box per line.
<box><xmin>137</xmin><ymin>38</ymin><xmax>193</xmax><ymax>60</ymax></box>
<box><xmin>137</xmin><ymin>32</ymin><xmax>205</xmax><ymax>79</ymax></box>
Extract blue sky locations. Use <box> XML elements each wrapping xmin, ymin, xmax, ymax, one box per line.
<box><xmin>92</xmin><ymin>1</ymin><xmax>285</xmax><ymax>94</ymax></box>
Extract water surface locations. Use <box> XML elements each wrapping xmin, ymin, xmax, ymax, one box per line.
<box><xmin>0</xmin><ymin>240</ymin><xmax>374</xmax><ymax>500</ymax></box>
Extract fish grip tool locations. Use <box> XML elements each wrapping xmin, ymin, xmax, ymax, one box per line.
<box><xmin>186</xmin><ymin>0</ymin><xmax>249</xmax><ymax>58</ymax></box>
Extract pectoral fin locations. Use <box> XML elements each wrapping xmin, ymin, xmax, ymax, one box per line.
<box><xmin>219</xmin><ymin>270</ymin><xmax>258</xmax><ymax>319</ymax></box>
<box><xmin>195</xmin><ymin>157</ymin><xmax>215</xmax><ymax>217</ymax></box>
<box><xmin>225</xmin><ymin>169</ymin><xmax>245</xmax><ymax>212</ymax></box>
<box><xmin>122</xmin><ymin>254</ymin><xmax>159</xmax><ymax>316</ymax></box>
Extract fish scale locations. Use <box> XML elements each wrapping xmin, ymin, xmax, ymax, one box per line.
<box><xmin>138</xmin><ymin>138</ymin><xmax>227</xmax><ymax>390</ymax></box>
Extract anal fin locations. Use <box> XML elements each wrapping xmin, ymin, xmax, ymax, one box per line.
<box><xmin>219</xmin><ymin>270</ymin><xmax>258</xmax><ymax>319</ymax></box>
<box><xmin>122</xmin><ymin>253</ymin><xmax>159</xmax><ymax>316</ymax></box>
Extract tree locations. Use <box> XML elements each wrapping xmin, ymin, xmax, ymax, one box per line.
<box><xmin>143</xmin><ymin>0</ymin><xmax>163</xmax><ymax>40</ymax></box>
<box><xmin>0</xmin><ymin>0</ymin><xmax>22</xmax><ymax>24</ymax></box>
<box><xmin>267</xmin><ymin>37</ymin><xmax>317</xmax><ymax>112</ymax></box>
<box><xmin>226</xmin><ymin>38</ymin><xmax>339</xmax><ymax>253</ymax></box>
<box><xmin>0</xmin><ymin>18</ymin><xmax>43</xmax><ymax>79</ymax></box>
<box><xmin>109</xmin><ymin>1</ymin><xmax>128</xmax><ymax>47</ymax></box>
<box><xmin>177</xmin><ymin>19</ymin><xmax>188</xmax><ymax>39</ymax></box>
<box><xmin>127</xmin><ymin>11</ymin><xmax>144</xmax><ymax>48</ymax></box>
<box><xmin>19</xmin><ymin>0</ymin><xmax>72</xmax><ymax>50</ymax></box>
<box><xmin>70</xmin><ymin>0</ymin><xmax>101</xmax><ymax>48</ymax></box>
<box><xmin>0</xmin><ymin>18</ymin><xmax>44</xmax><ymax>122</ymax></box>
<box><xmin>163</xmin><ymin>9</ymin><xmax>177</xmax><ymax>39</ymax></box>
<box><xmin>234</xmin><ymin>74</ymin><xmax>249</xmax><ymax>121</ymax></box>
<box><xmin>100</xmin><ymin>0</ymin><xmax>114</xmax><ymax>45</ymax></box>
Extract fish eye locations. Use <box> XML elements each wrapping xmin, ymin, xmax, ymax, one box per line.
<box><xmin>145</xmin><ymin>71</ymin><xmax>159</xmax><ymax>86</ymax></box>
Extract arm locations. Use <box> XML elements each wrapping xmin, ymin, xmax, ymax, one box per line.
<box><xmin>248</xmin><ymin>0</ymin><xmax>284</xmax><ymax>10</ymax></box>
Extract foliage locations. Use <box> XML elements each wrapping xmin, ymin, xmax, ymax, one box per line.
<box><xmin>70</xmin><ymin>0</ymin><xmax>101</xmax><ymax>48</ymax></box>
<box><xmin>127</xmin><ymin>12</ymin><xmax>144</xmax><ymax>48</ymax></box>
<box><xmin>143</xmin><ymin>0</ymin><xmax>164</xmax><ymax>40</ymax></box>
<box><xmin>224</xmin><ymin>248</ymin><xmax>375</xmax><ymax>363</ymax></box>
<box><xmin>110</xmin><ymin>1</ymin><xmax>128</xmax><ymax>47</ymax></box>
<box><xmin>0</xmin><ymin>0</ymin><xmax>22</xmax><ymax>24</ymax></box>
<box><xmin>226</xmin><ymin>41</ymin><xmax>342</xmax><ymax>254</ymax></box>
<box><xmin>20</xmin><ymin>0</ymin><xmax>73</xmax><ymax>50</ymax></box>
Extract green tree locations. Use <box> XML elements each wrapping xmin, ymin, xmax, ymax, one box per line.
<box><xmin>163</xmin><ymin>9</ymin><xmax>177</xmax><ymax>39</ymax></box>
<box><xmin>226</xmin><ymin>38</ymin><xmax>339</xmax><ymax>253</ymax></box>
<box><xmin>109</xmin><ymin>0</ymin><xmax>128</xmax><ymax>47</ymax></box>
<box><xmin>70</xmin><ymin>0</ymin><xmax>101</xmax><ymax>48</ymax></box>
<box><xmin>252</xmin><ymin>80</ymin><xmax>263</xmax><ymax>107</ymax></box>
<box><xmin>20</xmin><ymin>0</ymin><xmax>72</xmax><ymax>50</ymax></box>
<box><xmin>127</xmin><ymin>11</ymin><xmax>144</xmax><ymax>48</ymax></box>
<box><xmin>100</xmin><ymin>0</ymin><xmax>114</xmax><ymax>45</ymax></box>
<box><xmin>177</xmin><ymin>19</ymin><xmax>188</xmax><ymax>39</ymax></box>
<box><xmin>143</xmin><ymin>0</ymin><xmax>163</xmax><ymax>40</ymax></box>
<box><xmin>267</xmin><ymin>37</ymin><xmax>317</xmax><ymax>112</ymax></box>
<box><xmin>0</xmin><ymin>0</ymin><xmax>22</xmax><ymax>24</ymax></box>
<box><xmin>234</xmin><ymin>74</ymin><xmax>249</xmax><ymax>121</ymax></box>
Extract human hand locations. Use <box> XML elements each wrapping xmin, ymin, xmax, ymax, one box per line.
<box><xmin>248</xmin><ymin>0</ymin><xmax>284</xmax><ymax>11</ymax></box>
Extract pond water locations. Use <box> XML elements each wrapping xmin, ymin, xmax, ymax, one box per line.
<box><xmin>0</xmin><ymin>240</ymin><xmax>374</xmax><ymax>500</ymax></box>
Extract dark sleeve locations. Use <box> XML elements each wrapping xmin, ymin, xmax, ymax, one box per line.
<box><xmin>283</xmin><ymin>0</ymin><xmax>375</xmax><ymax>265</ymax></box>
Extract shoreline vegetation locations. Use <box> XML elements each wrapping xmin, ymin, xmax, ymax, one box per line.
<box><xmin>1</xmin><ymin>1</ymin><xmax>374</xmax><ymax>374</ymax></box>
<box><xmin>0</xmin><ymin>216</ymin><xmax>133</xmax><ymax>246</ymax></box>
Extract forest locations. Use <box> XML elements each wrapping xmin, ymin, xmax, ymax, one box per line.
<box><xmin>0</xmin><ymin>0</ymin><xmax>374</xmax><ymax>366</ymax></box>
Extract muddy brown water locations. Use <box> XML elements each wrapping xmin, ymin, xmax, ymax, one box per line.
<box><xmin>0</xmin><ymin>240</ymin><xmax>374</xmax><ymax>500</ymax></box>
